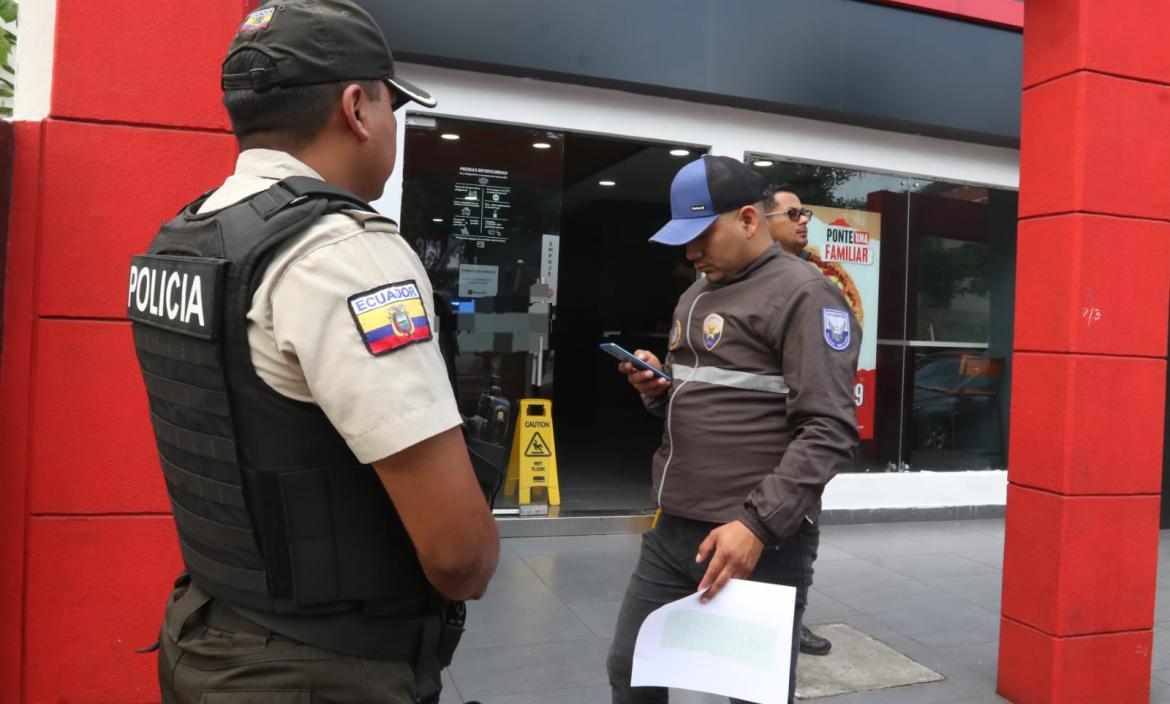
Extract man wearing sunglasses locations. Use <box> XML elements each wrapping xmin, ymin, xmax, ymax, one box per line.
<box><xmin>762</xmin><ymin>183</ymin><xmax>834</xmax><ymax>658</ymax></box>
<box><xmin>129</xmin><ymin>2</ymin><xmax>498</xmax><ymax>701</ymax></box>
<box><xmin>763</xmin><ymin>184</ymin><xmax>815</xmax><ymax>257</ymax></box>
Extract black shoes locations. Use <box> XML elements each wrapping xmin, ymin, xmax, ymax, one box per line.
<box><xmin>799</xmin><ymin>625</ymin><xmax>832</xmax><ymax>656</ymax></box>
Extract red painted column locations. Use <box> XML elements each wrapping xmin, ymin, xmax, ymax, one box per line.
<box><xmin>0</xmin><ymin>1</ymin><xmax>250</xmax><ymax>701</ymax></box>
<box><xmin>998</xmin><ymin>1</ymin><xmax>1170</xmax><ymax>702</ymax></box>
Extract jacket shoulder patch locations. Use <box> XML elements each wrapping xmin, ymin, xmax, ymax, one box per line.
<box><xmin>348</xmin><ymin>280</ymin><xmax>433</xmax><ymax>356</ymax></box>
<box><xmin>822</xmin><ymin>308</ymin><xmax>851</xmax><ymax>351</ymax></box>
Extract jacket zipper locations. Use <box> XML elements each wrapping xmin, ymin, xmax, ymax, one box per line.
<box><xmin>657</xmin><ymin>290</ymin><xmax>708</xmax><ymax>507</ymax></box>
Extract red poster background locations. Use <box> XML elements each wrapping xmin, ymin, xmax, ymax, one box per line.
<box><xmin>866</xmin><ymin>0</ymin><xmax>1023</xmax><ymax>29</ymax></box>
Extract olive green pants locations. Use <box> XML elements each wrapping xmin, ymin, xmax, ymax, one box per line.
<box><xmin>157</xmin><ymin>581</ymin><xmax>423</xmax><ymax>704</ymax></box>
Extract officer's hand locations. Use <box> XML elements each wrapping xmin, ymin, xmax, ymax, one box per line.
<box><xmin>695</xmin><ymin>521</ymin><xmax>764</xmax><ymax>603</ymax></box>
<box><xmin>618</xmin><ymin>350</ymin><xmax>671</xmax><ymax>398</ymax></box>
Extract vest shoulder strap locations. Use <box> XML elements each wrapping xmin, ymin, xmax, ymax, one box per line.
<box><xmin>245</xmin><ymin>176</ymin><xmax>380</xmax><ymax>221</ymax></box>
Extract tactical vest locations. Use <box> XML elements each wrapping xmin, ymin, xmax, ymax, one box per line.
<box><xmin>128</xmin><ymin>177</ymin><xmax>433</xmax><ymax>627</ymax></box>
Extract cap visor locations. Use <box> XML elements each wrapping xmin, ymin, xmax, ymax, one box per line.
<box><xmin>387</xmin><ymin>75</ymin><xmax>437</xmax><ymax>109</ymax></box>
<box><xmin>648</xmin><ymin>214</ymin><xmax>718</xmax><ymax>245</ymax></box>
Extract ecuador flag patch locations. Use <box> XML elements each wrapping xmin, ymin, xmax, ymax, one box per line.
<box><xmin>348</xmin><ymin>280</ymin><xmax>433</xmax><ymax>356</ymax></box>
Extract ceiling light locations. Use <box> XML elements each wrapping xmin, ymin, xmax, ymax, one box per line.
<box><xmin>532</xmin><ymin>142</ymin><xmax>552</xmax><ymax>149</ymax></box>
<box><xmin>599</xmin><ymin>180</ymin><xmax>616</xmax><ymax>187</ymax></box>
<box><xmin>670</xmin><ymin>149</ymin><xmax>690</xmax><ymax>157</ymax></box>
<box><xmin>440</xmin><ymin>133</ymin><xmax>460</xmax><ymax>141</ymax></box>
<box><xmin>752</xmin><ymin>159</ymin><xmax>774</xmax><ymax>167</ymax></box>
<box><xmin>432</xmin><ymin>218</ymin><xmax>443</xmax><ymax>223</ymax></box>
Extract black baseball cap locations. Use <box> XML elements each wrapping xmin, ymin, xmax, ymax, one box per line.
<box><xmin>221</xmin><ymin>0</ymin><xmax>436</xmax><ymax>111</ymax></box>
<box><xmin>649</xmin><ymin>156</ymin><xmax>767</xmax><ymax>245</ymax></box>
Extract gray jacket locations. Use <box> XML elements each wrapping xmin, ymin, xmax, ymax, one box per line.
<box><xmin>646</xmin><ymin>245</ymin><xmax>860</xmax><ymax>544</ymax></box>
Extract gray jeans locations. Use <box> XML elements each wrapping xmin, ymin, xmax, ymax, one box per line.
<box><xmin>607</xmin><ymin>513</ymin><xmax>813</xmax><ymax>704</ymax></box>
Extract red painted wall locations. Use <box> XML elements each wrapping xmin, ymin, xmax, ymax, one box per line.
<box><xmin>998</xmin><ymin>0</ymin><xmax>1170</xmax><ymax>702</ymax></box>
<box><xmin>0</xmin><ymin>2</ymin><xmax>248</xmax><ymax>701</ymax></box>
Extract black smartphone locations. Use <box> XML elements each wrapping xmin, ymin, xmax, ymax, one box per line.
<box><xmin>599</xmin><ymin>342</ymin><xmax>672</xmax><ymax>382</ymax></box>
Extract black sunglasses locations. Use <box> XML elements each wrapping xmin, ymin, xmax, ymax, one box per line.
<box><xmin>765</xmin><ymin>207</ymin><xmax>813</xmax><ymax>223</ymax></box>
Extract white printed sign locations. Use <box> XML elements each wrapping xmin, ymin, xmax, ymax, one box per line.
<box><xmin>457</xmin><ymin>264</ymin><xmax>499</xmax><ymax>298</ymax></box>
<box><xmin>541</xmin><ymin>234</ymin><xmax>561</xmax><ymax>305</ymax></box>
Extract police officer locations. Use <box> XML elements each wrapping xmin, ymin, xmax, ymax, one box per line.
<box><xmin>606</xmin><ymin>156</ymin><xmax>860</xmax><ymax>703</ymax></box>
<box><xmin>127</xmin><ymin>2</ymin><xmax>498</xmax><ymax>701</ymax></box>
<box><xmin>762</xmin><ymin>182</ymin><xmax>833</xmax><ymax>657</ymax></box>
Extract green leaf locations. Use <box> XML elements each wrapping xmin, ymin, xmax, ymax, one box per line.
<box><xmin>0</xmin><ymin>1</ymin><xmax>18</xmax><ymax>24</ymax></box>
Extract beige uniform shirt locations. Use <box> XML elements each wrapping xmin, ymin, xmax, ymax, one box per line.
<box><xmin>198</xmin><ymin>149</ymin><xmax>461</xmax><ymax>463</ymax></box>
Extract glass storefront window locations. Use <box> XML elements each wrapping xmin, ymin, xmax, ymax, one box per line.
<box><xmin>904</xmin><ymin>181</ymin><xmax>1018</xmax><ymax>471</ymax></box>
<box><xmin>746</xmin><ymin>154</ymin><xmax>1018</xmax><ymax>473</ymax></box>
<box><xmin>397</xmin><ymin>126</ymin><xmax>1020</xmax><ymax>517</ymax></box>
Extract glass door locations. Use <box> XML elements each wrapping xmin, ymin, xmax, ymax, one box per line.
<box><xmin>400</xmin><ymin>115</ymin><xmax>564</xmax><ymax>437</ymax></box>
<box><xmin>402</xmin><ymin>115</ymin><xmax>705</xmax><ymax>513</ymax></box>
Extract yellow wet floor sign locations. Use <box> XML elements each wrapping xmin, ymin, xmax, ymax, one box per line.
<box><xmin>503</xmin><ymin>399</ymin><xmax>561</xmax><ymax>505</ymax></box>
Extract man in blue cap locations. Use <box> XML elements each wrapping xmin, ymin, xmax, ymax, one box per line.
<box><xmin>606</xmin><ymin>155</ymin><xmax>860</xmax><ymax>703</ymax></box>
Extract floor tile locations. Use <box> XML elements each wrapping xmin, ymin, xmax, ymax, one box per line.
<box><xmin>449</xmin><ymin>638</ymin><xmax>613</xmax><ymax>700</ymax></box>
<box><xmin>488</xmin><ymin>551</ymin><xmax>547</xmax><ymax>586</ymax></box>
<box><xmin>933</xmin><ymin>640</ymin><xmax>1000</xmax><ymax>682</ymax></box>
<box><xmin>869</xmin><ymin>553</ymin><xmax>999</xmax><ymax>581</ymax></box>
<box><xmin>872</xmin><ymin>603</ymin><xmax>1000</xmax><ymax>648</ymax></box>
<box><xmin>803</xmin><ymin>591</ymin><xmax>861</xmax><ymax>623</ymax></box>
<box><xmin>505</xmin><ymin>533</ymin><xmax>643</xmax><ymax>556</ymax></box>
<box><xmin>521</xmin><ymin>551</ymin><xmax>637</xmax><ymax>603</ymax></box>
<box><xmin>963</xmin><ymin>520</ymin><xmax>1006</xmax><ymax>538</ymax></box>
<box><xmin>819</xmin><ymin>579</ymin><xmax>967</xmax><ymax>616</ymax></box>
<box><xmin>829</xmin><ymin>535</ymin><xmax>947</xmax><ymax>560</ymax></box>
<box><xmin>1152</xmin><ymin>679</ymin><xmax>1170</xmax><ymax>704</ymax></box>
<box><xmin>924</xmin><ymin>573</ymin><xmax>1003</xmax><ymax>612</ymax></box>
<box><xmin>563</xmin><ymin>598</ymin><xmax>625</xmax><ymax>639</ymax></box>
<box><xmin>812</xmin><ymin>559</ymin><xmax>919</xmax><ymax>587</ymax></box>
<box><xmin>1153</xmin><ymin>625</ymin><xmax>1170</xmax><ymax>672</ymax></box>
<box><xmin>462</xmin><ymin>581</ymin><xmax>598</xmax><ymax>650</ymax></box>
<box><xmin>811</xmin><ymin>544</ymin><xmax>856</xmax><ymax>562</ymax></box>
<box><xmin>896</xmin><ymin>525</ymin><xmax>1001</xmax><ymax>551</ymax></box>
<box><xmin>483</xmin><ymin>684</ymin><xmax>612</xmax><ymax>704</ymax></box>
<box><xmin>440</xmin><ymin>670</ymin><xmax>463</xmax><ymax>703</ymax></box>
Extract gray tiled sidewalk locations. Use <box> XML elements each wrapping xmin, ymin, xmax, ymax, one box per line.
<box><xmin>439</xmin><ymin>520</ymin><xmax>1170</xmax><ymax>703</ymax></box>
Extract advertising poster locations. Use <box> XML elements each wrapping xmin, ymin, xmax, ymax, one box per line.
<box><xmin>877</xmin><ymin>0</ymin><xmax>1022</xmax><ymax>28</ymax></box>
<box><xmin>805</xmin><ymin>206</ymin><xmax>880</xmax><ymax>440</ymax></box>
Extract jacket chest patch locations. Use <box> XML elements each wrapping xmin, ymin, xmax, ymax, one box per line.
<box><xmin>669</xmin><ymin>319</ymin><xmax>682</xmax><ymax>351</ymax></box>
<box><xmin>701</xmin><ymin>313</ymin><xmax>725</xmax><ymax>350</ymax></box>
<box><xmin>823</xmin><ymin>308</ymin><xmax>851</xmax><ymax>351</ymax></box>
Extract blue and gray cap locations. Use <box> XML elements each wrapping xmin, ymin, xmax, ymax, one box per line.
<box><xmin>649</xmin><ymin>155</ymin><xmax>767</xmax><ymax>245</ymax></box>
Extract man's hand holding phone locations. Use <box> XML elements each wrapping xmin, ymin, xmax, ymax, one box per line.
<box><xmin>618</xmin><ymin>350</ymin><xmax>671</xmax><ymax>397</ymax></box>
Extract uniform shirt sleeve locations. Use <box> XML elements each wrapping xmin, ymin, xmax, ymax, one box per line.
<box><xmin>738</xmin><ymin>278</ymin><xmax>861</xmax><ymax>543</ymax></box>
<box><xmin>267</xmin><ymin>223</ymin><xmax>463</xmax><ymax>464</ymax></box>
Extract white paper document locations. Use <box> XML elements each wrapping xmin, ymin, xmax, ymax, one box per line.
<box><xmin>631</xmin><ymin>579</ymin><xmax>796</xmax><ymax>704</ymax></box>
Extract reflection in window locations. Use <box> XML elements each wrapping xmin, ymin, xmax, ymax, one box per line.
<box><xmin>917</xmin><ymin>235</ymin><xmax>990</xmax><ymax>342</ymax></box>
<box><xmin>909</xmin><ymin>349</ymin><xmax>1005</xmax><ymax>471</ymax></box>
<box><xmin>747</xmin><ymin>154</ymin><xmax>1018</xmax><ymax>473</ymax></box>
